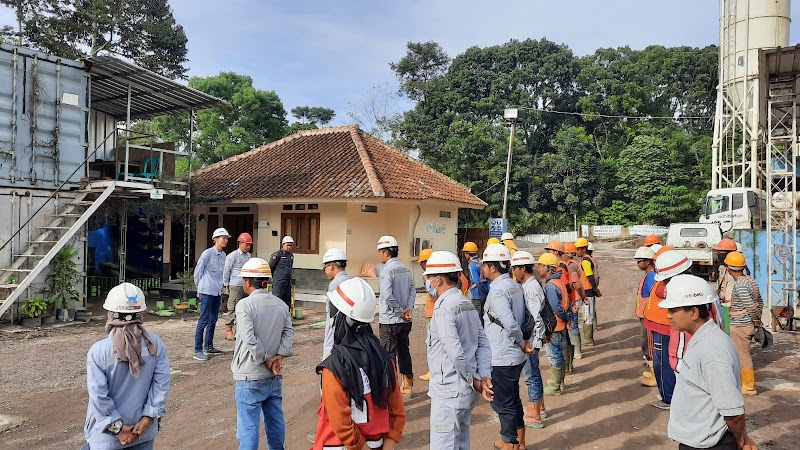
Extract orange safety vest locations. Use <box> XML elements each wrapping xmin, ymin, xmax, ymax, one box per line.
<box><xmin>643</xmin><ymin>280</ymin><xmax>672</xmax><ymax>333</ymax></box>
<box><xmin>566</xmin><ymin>260</ymin><xmax>582</xmax><ymax>302</ymax></box>
<box><xmin>635</xmin><ymin>271</ymin><xmax>653</xmax><ymax>319</ymax></box>
<box><xmin>312</xmin><ymin>368</ymin><xmax>390</xmax><ymax>450</ymax></box>
<box><xmin>579</xmin><ymin>257</ymin><xmax>595</xmax><ymax>291</ymax></box>
<box><xmin>547</xmin><ymin>277</ymin><xmax>570</xmax><ymax>332</ymax></box>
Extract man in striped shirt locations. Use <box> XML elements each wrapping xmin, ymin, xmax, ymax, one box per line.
<box><xmin>725</xmin><ymin>252</ymin><xmax>762</xmax><ymax>396</ymax></box>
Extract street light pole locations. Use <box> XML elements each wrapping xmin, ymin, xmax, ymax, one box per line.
<box><xmin>502</xmin><ymin>121</ymin><xmax>515</xmax><ymax>220</ymax></box>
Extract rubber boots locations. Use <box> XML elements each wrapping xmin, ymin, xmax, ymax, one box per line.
<box><xmin>419</xmin><ymin>371</ymin><xmax>431</xmax><ymax>381</ymax></box>
<box><xmin>524</xmin><ymin>402</ymin><xmax>544</xmax><ymax>428</ymax></box>
<box><xmin>539</xmin><ymin>398</ymin><xmax>548</xmax><ymax>419</ymax></box>
<box><xmin>741</xmin><ymin>369</ymin><xmax>757</xmax><ymax>395</ymax></box>
<box><xmin>582</xmin><ymin>324</ymin><xmax>594</xmax><ymax>346</ymax></box>
<box><xmin>400</xmin><ymin>374</ymin><xmax>413</xmax><ymax>398</ymax></box>
<box><xmin>571</xmin><ymin>331</ymin><xmax>583</xmax><ymax>359</ymax></box>
<box><xmin>543</xmin><ymin>366</ymin><xmax>562</xmax><ymax>396</ymax></box>
<box><xmin>559</xmin><ymin>366</ymin><xmax>566</xmax><ymax>392</ymax></box>
<box><xmin>224</xmin><ymin>326</ymin><xmax>235</xmax><ymax>341</ymax></box>
<box><xmin>564</xmin><ymin>345</ymin><xmax>574</xmax><ymax>374</ymax></box>
<box><xmin>641</xmin><ymin>365</ymin><xmax>657</xmax><ymax>387</ymax></box>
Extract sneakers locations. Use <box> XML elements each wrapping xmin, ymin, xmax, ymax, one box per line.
<box><xmin>652</xmin><ymin>400</ymin><xmax>670</xmax><ymax>410</ymax></box>
<box><xmin>204</xmin><ymin>347</ymin><xmax>225</xmax><ymax>355</ymax></box>
<box><xmin>193</xmin><ymin>351</ymin><xmax>209</xmax><ymax>361</ymax></box>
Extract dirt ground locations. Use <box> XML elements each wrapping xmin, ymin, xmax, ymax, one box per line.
<box><xmin>1</xmin><ymin>241</ymin><xmax>799</xmax><ymax>449</ymax></box>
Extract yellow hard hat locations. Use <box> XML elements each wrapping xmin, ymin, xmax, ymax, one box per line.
<box><xmin>487</xmin><ymin>237</ymin><xmax>501</xmax><ymax>245</ymax></box>
<box><xmin>537</xmin><ymin>253</ymin><xmax>559</xmax><ymax>267</ymax></box>
<box><xmin>724</xmin><ymin>251</ymin><xmax>746</xmax><ymax>269</ymax></box>
<box><xmin>419</xmin><ymin>248</ymin><xmax>434</xmax><ymax>262</ymax></box>
<box><xmin>462</xmin><ymin>241</ymin><xmax>479</xmax><ymax>253</ymax></box>
<box><xmin>574</xmin><ymin>237</ymin><xmax>589</xmax><ymax>248</ymax></box>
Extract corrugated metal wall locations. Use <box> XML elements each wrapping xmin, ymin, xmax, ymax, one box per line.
<box><xmin>0</xmin><ymin>44</ymin><xmax>88</xmax><ymax>189</ymax></box>
<box><xmin>732</xmin><ymin>229</ymin><xmax>797</xmax><ymax>308</ymax></box>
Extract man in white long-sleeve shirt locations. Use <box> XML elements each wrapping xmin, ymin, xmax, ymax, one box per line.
<box><xmin>511</xmin><ymin>251</ymin><xmax>547</xmax><ymax>429</ymax></box>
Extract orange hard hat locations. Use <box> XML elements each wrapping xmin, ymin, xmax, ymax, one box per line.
<box><xmin>715</xmin><ymin>238</ymin><xmax>737</xmax><ymax>251</ymax></box>
<box><xmin>724</xmin><ymin>251</ymin><xmax>746</xmax><ymax>268</ymax></box>
<box><xmin>462</xmin><ymin>241</ymin><xmax>478</xmax><ymax>253</ymax></box>
<box><xmin>544</xmin><ymin>239</ymin><xmax>565</xmax><ymax>253</ymax></box>
<box><xmin>419</xmin><ymin>248</ymin><xmax>434</xmax><ymax>262</ymax></box>
<box><xmin>654</xmin><ymin>245</ymin><xmax>676</xmax><ymax>259</ymax></box>
<box><xmin>644</xmin><ymin>235</ymin><xmax>661</xmax><ymax>246</ymax></box>
<box><xmin>564</xmin><ymin>242</ymin><xmax>578</xmax><ymax>254</ymax></box>
<box><xmin>237</xmin><ymin>232</ymin><xmax>253</xmax><ymax>244</ymax></box>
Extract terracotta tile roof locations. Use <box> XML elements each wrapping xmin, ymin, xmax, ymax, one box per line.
<box><xmin>192</xmin><ymin>125</ymin><xmax>486</xmax><ymax>208</ymax></box>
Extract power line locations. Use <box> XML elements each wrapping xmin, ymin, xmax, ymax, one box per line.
<box><xmin>515</xmin><ymin>106</ymin><xmax>712</xmax><ymax>121</ymax></box>
<box><xmin>475</xmin><ymin>179</ymin><xmax>504</xmax><ymax>198</ymax></box>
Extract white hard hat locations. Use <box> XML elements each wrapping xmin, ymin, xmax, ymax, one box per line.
<box><xmin>376</xmin><ymin>235</ymin><xmax>399</xmax><ymax>250</ymax></box>
<box><xmin>103</xmin><ymin>283</ymin><xmax>147</xmax><ymax>313</ymax></box>
<box><xmin>281</xmin><ymin>236</ymin><xmax>294</xmax><ymax>245</ymax></box>
<box><xmin>501</xmin><ymin>232</ymin><xmax>514</xmax><ymax>241</ymax></box>
<box><xmin>653</xmin><ymin>250</ymin><xmax>692</xmax><ymax>281</ymax></box>
<box><xmin>735</xmin><ymin>242</ymin><xmax>743</xmax><ymax>252</ymax></box>
<box><xmin>322</xmin><ymin>248</ymin><xmax>347</xmax><ymax>265</ymax></box>
<box><xmin>587</xmin><ymin>241</ymin><xmax>594</xmax><ymax>251</ymax></box>
<box><xmin>510</xmin><ymin>250</ymin><xmax>535</xmax><ymax>267</ymax></box>
<box><xmin>649</xmin><ymin>243</ymin><xmax>663</xmax><ymax>254</ymax></box>
<box><xmin>482</xmin><ymin>243</ymin><xmax>511</xmax><ymax>262</ymax></box>
<box><xmin>634</xmin><ymin>246</ymin><xmax>656</xmax><ymax>260</ymax></box>
<box><xmin>422</xmin><ymin>251</ymin><xmax>463</xmax><ymax>275</ymax></box>
<box><xmin>212</xmin><ymin>227</ymin><xmax>231</xmax><ymax>239</ymax></box>
<box><xmin>658</xmin><ymin>274</ymin><xmax>717</xmax><ymax>309</ymax></box>
<box><xmin>327</xmin><ymin>277</ymin><xmax>377</xmax><ymax>323</ymax></box>
<box><xmin>240</xmin><ymin>257</ymin><xmax>271</xmax><ymax>278</ymax></box>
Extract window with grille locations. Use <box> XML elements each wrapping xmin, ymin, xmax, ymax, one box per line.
<box><xmin>281</xmin><ymin>213</ymin><xmax>320</xmax><ymax>254</ymax></box>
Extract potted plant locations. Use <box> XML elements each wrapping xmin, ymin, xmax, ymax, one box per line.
<box><xmin>41</xmin><ymin>297</ymin><xmax>56</xmax><ymax>324</ymax></box>
<box><xmin>47</xmin><ymin>244</ymin><xmax>84</xmax><ymax>322</ymax></box>
<box><xmin>21</xmin><ymin>297</ymin><xmax>49</xmax><ymax>327</ymax></box>
<box><xmin>177</xmin><ymin>270</ymin><xmax>196</xmax><ymax>302</ymax></box>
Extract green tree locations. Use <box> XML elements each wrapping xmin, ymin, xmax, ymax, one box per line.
<box><xmin>291</xmin><ymin>106</ymin><xmax>336</xmax><ymax>126</ymax></box>
<box><xmin>0</xmin><ymin>0</ymin><xmax>189</xmax><ymax>79</ymax></box>
<box><xmin>390</xmin><ymin>41</ymin><xmax>450</xmax><ymax>102</ymax></box>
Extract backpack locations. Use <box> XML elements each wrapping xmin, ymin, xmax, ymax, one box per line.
<box><xmin>540</xmin><ymin>295</ymin><xmax>558</xmax><ymax>337</ymax></box>
<box><xmin>488</xmin><ymin>297</ymin><xmax>536</xmax><ymax>341</ymax></box>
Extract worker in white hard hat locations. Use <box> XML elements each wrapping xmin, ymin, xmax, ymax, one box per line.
<box><xmin>269</xmin><ymin>236</ymin><xmax>295</xmax><ymax>310</ymax></box>
<box><xmin>232</xmin><ymin>257</ymin><xmax>293</xmax><ymax>450</ymax></box>
<box><xmin>661</xmin><ymin>274</ymin><xmax>757</xmax><ymax>450</ymax></box>
<box><xmin>482</xmin><ymin>243</ymin><xmax>533</xmax><ymax>450</ymax></box>
<box><xmin>633</xmin><ymin>246</ymin><xmax>658</xmax><ymax>388</ymax></box>
<box><xmin>376</xmin><ymin>235</ymin><xmax>416</xmax><ymax>398</ymax></box>
<box><xmin>83</xmin><ymin>283</ymin><xmax>170</xmax><ymax>449</ymax></box>
<box><xmin>192</xmin><ymin>227</ymin><xmax>230</xmax><ymax>361</ymax></box>
<box><xmin>424</xmin><ymin>251</ymin><xmax>493</xmax><ymax>449</ymax></box>
<box><xmin>312</xmin><ymin>277</ymin><xmax>405</xmax><ymax>450</ymax></box>
<box><xmin>510</xmin><ymin>250</ymin><xmax>547</xmax><ymax>429</ymax></box>
<box><xmin>321</xmin><ymin>248</ymin><xmax>350</xmax><ymax>360</ymax></box>
<box><xmin>501</xmin><ymin>232</ymin><xmax>518</xmax><ymax>256</ymax></box>
<box><xmin>223</xmin><ymin>232</ymin><xmax>253</xmax><ymax>340</ymax></box>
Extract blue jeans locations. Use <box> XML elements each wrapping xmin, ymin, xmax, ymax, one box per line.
<box><xmin>545</xmin><ymin>330</ymin><xmax>567</xmax><ymax>369</ymax></box>
<box><xmin>523</xmin><ymin>349</ymin><xmax>543</xmax><ymax>403</ymax></box>
<box><xmin>235</xmin><ymin>378</ymin><xmax>285</xmax><ymax>450</ymax></box>
<box><xmin>652</xmin><ymin>331</ymin><xmax>676</xmax><ymax>404</ymax></box>
<box><xmin>568</xmin><ymin>309</ymin><xmax>580</xmax><ymax>334</ymax></box>
<box><xmin>194</xmin><ymin>294</ymin><xmax>221</xmax><ymax>352</ymax></box>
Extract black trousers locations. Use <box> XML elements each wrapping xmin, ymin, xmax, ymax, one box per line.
<box><xmin>472</xmin><ymin>298</ymin><xmax>486</xmax><ymax>326</ymax></box>
<box><xmin>271</xmin><ymin>283</ymin><xmax>292</xmax><ymax>309</ymax></box>
<box><xmin>490</xmin><ymin>362</ymin><xmax>526</xmax><ymax>443</ymax></box>
<box><xmin>379</xmin><ymin>322</ymin><xmax>413</xmax><ymax>376</ymax></box>
<box><xmin>679</xmin><ymin>431</ymin><xmax>736</xmax><ymax>450</ymax></box>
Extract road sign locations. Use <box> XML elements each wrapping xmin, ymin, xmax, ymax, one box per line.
<box><xmin>489</xmin><ymin>218</ymin><xmax>507</xmax><ymax>238</ymax></box>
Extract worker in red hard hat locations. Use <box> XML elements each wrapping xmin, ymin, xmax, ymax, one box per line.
<box><xmin>644</xmin><ymin>235</ymin><xmax>661</xmax><ymax>247</ymax></box>
<box><xmin>715</xmin><ymin>238</ymin><xmax>745</xmax><ymax>306</ymax></box>
<box><xmin>223</xmin><ymin>232</ymin><xmax>253</xmax><ymax>340</ymax></box>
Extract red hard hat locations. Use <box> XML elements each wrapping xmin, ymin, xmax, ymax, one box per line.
<box><xmin>654</xmin><ymin>245</ymin><xmax>676</xmax><ymax>260</ymax></box>
<box><xmin>237</xmin><ymin>232</ymin><xmax>253</xmax><ymax>244</ymax></box>
<box><xmin>644</xmin><ymin>235</ymin><xmax>661</xmax><ymax>246</ymax></box>
<box><xmin>715</xmin><ymin>238</ymin><xmax>737</xmax><ymax>251</ymax></box>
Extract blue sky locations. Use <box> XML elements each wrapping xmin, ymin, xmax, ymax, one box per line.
<box><xmin>3</xmin><ymin>1</ymin><xmax>799</xmax><ymax>125</ymax></box>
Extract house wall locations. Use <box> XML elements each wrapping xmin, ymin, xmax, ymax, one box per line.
<box><xmin>408</xmin><ymin>203</ymin><xmax>460</xmax><ymax>284</ymax></box>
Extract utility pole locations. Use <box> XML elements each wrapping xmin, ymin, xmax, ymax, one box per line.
<box><xmin>502</xmin><ymin>108</ymin><xmax>526</xmax><ymax>221</ymax></box>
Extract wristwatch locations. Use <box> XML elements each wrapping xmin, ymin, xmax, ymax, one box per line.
<box><xmin>106</xmin><ymin>419</ymin><xmax>123</xmax><ymax>435</ymax></box>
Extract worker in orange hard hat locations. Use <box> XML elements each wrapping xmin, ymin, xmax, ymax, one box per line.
<box><xmin>644</xmin><ymin>235</ymin><xmax>661</xmax><ymax>247</ymax></box>
<box><xmin>562</xmin><ymin>242</ymin><xmax>585</xmax><ymax>370</ymax></box>
<box><xmin>223</xmin><ymin>232</ymin><xmax>253</xmax><ymax>340</ymax></box>
<box><xmin>463</xmin><ymin>241</ymin><xmax>489</xmax><ymax>324</ymax></box>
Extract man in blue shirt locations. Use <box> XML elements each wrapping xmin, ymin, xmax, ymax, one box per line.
<box><xmin>634</xmin><ymin>246</ymin><xmax>658</xmax><ymax>387</ymax></box>
<box><xmin>192</xmin><ymin>227</ymin><xmax>229</xmax><ymax>361</ymax></box>
<box><xmin>462</xmin><ymin>241</ymin><xmax>488</xmax><ymax>325</ymax></box>
<box><xmin>83</xmin><ymin>283</ymin><xmax>170</xmax><ymax>450</ymax></box>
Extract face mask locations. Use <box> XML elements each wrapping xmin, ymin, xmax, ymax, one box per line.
<box><xmin>425</xmin><ymin>276</ymin><xmax>439</xmax><ymax>297</ymax></box>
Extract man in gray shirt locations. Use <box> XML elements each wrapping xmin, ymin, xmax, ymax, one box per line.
<box><xmin>376</xmin><ymin>235</ymin><xmax>415</xmax><ymax>398</ymax></box>
<box><xmin>232</xmin><ymin>257</ymin><xmax>293</xmax><ymax>450</ymax></box>
<box><xmin>660</xmin><ymin>274</ymin><xmax>757</xmax><ymax>450</ymax></box>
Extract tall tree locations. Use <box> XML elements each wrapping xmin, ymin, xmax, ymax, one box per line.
<box><xmin>151</xmin><ymin>72</ymin><xmax>287</xmax><ymax>166</ymax></box>
<box><xmin>347</xmin><ymin>83</ymin><xmax>403</xmax><ymax>143</ymax></box>
<box><xmin>390</xmin><ymin>41</ymin><xmax>450</xmax><ymax>102</ymax></box>
<box><xmin>291</xmin><ymin>106</ymin><xmax>335</xmax><ymax>126</ymax></box>
<box><xmin>0</xmin><ymin>0</ymin><xmax>189</xmax><ymax>79</ymax></box>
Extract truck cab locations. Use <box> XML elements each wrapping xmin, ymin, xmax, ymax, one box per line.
<box><xmin>699</xmin><ymin>188</ymin><xmax>766</xmax><ymax>232</ymax></box>
<box><xmin>666</xmin><ymin>223</ymin><xmax>724</xmax><ymax>281</ymax></box>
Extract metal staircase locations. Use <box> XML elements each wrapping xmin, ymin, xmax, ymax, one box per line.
<box><xmin>0</xmin><ymin>182</ymin><xmax>117</xmax><ymax>319</ymax></box>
